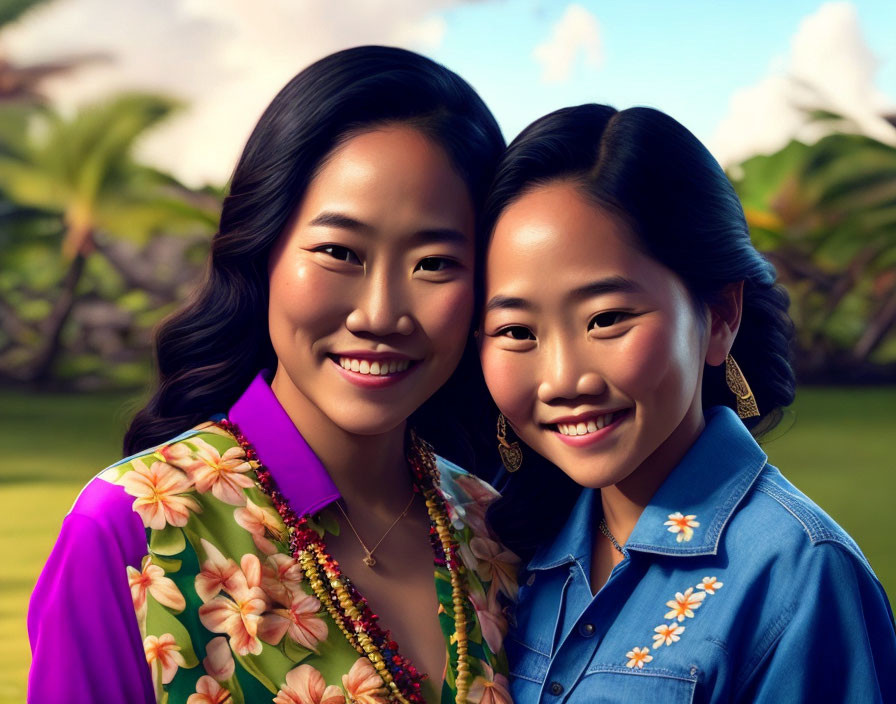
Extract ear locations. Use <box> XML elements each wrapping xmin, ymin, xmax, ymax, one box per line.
<box><xmin>705</xmin><ymin>281</ymin><xmax>743</xmax><ymax>367</ymax></box>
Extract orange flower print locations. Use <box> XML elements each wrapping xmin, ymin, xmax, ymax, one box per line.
<box><xmin>625</xmin><ymin>646</ymin><xmax>653</xmax><ymax>669</ymax></box>
<box><xmin>195</xmin><ymin>540</ymin><xmax>243</xmax><ymax>603</ymax></box>
<box><xmin>342</xmin><ymin>657</ymin><xmax>388</xmax><ymax>704</ymax></box>
<box><xmin>122</xmin><ymin>458</ymin><xmax>200</xmax><ymax>529</ymax></box>
<box><xmin>234</xmin><ymin>497</ymin><xmax>286</xmax><ymax>555</ymax></box>
<box><xmin>128</xmin><ymin>556</ymin><xmax>186</xmax><ymax>614</ymax></box>
<box><xmin>274</xmin><ymin>663</ymin><xmax>344</xmax><ymax>704</ymax></box>
<box><xmin>165</xmin><ymin>438</ymin><xmax>254</xmax><ymax>507</ymax></box>
<box><xmin>663</xmin><ymin>512</ymin><xmax>700</xmax><ymax>542</ymax></box>
<box><xmin>453</xmin><ymin>474</ymin><xmax>500</xmax><ymax>536</ymax></box>
<box><xmin>187</xmin><ymin>675</ymin><xmax>233</xmax><ymax>704</ymax></box>
<box><xmin>469</xmin><ymin>536</ymin><xmax>521</xmax><ymax>602</ymax></box>
<box><xmin>652</xmin><ymin>623</ymin><xmax>685</xmax><ymax>648</ymax></box>
<box><xmin>467</xmin><ymin>661</ymin><xmax>513</xmax><ymax>704</ymax></box>
<box><xmin>198</xmin><ymin>578</ymin><xmax>268</xmax><ymax>656</ymax></box>
<box><xmin>258</xmin><ymin>592</ymin><xmax>329</xmax><ymax>651</ymax></box>
<box><xmin>697</xmin><ymin>576</ymin><xmax>724</xmax><ymax>595</ymax></box>
<box><xmin>468</xmin><ymin>590</ymin><xmax>508</xmax><ymax>655</ymax></box>
<box><xmin>665</xmin><ymin>587</ymin><xmax>706</xmax><ymax>622</ymax></box>
<box><xmin>202</xmin><ymin>637</ymin><xmax>235</xmax><ymax>682</ymax></box>
<box><xmin>144</xmin><ymin>633</ymin><xmax>186</xmax><ymax>684</ymax></box>
<box><xmin>261</xmin><ymin>553</ymin><xmax>305</xmax><ymax>606</ymax></box>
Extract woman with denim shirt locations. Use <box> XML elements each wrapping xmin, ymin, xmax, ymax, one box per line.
<box><xmin>477</xmin><ymin>104</ymin><xmax>896</xmax><ymax>703</ymax></box>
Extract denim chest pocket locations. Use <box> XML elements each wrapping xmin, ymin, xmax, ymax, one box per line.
<box><xmin>506</xmin><ymin>634</ymin><xmax>551</xmax><ymax>686</ymax></box>
<box><xmin>574</xmin><ymin>666</ymin><xmax>697</xmax><ymax>703</ymax></box>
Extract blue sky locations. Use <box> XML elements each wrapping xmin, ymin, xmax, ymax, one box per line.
<box><xmin>432</xmin><ymin>0</ymin><xmax>896</xmax><ymax>149</ymax></box>
<box><xmin>6</xmin><ymin>0</ymin><xmax>894</xmax><ymax>185</ymax></box>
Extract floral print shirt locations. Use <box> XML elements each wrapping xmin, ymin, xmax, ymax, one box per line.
<box><xmin>506</xmin><ymin>406</ymin><xmax>896</xmax><ymax>703</ymax></box>
<box><xmin>29</xmin><ymin>373</ymin><xmax>516</xmax><ymax>704</ymax></box>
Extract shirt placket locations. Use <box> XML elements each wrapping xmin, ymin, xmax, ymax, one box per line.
<box><xmin>539</xmin><ymin>557</ymin><xmax>634</xmax><ymax>703</ymax></box>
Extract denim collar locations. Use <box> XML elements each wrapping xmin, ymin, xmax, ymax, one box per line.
<box><xmin>528</xmin><ymin>406</ymin><xmax>768</xmax><ymax>571</ymax></box>
<box><xmin>228</xmin><ymin>371</ymin><xmax>341</xmax><ymax>517</ymax></box>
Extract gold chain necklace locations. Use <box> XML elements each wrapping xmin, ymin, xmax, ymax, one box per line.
<box><xmin>335</xmin><ymin>492</ymin><xmax>416</xmax><ymax>567</ymax></box>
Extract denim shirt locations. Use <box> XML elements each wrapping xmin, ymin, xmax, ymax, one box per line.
<box><xmin>507</xmin><ymin>406</ymin><xmax>896</xmax><ymax>703</ymax></box>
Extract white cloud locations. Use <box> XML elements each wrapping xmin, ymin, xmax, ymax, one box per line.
<box><xmin>533</xmin><ymin>3</ymin><xmax>602</xmax><ymax>84</ymax></box>
<box><xmin>2</xmin><ymin>0</ymin><xmax>473</xmax><ymax>186</ymax></box>
<box><xmin>710</xmin><ymin>1</ymin><xmax>896</xmax><ymax>167</ymax></box>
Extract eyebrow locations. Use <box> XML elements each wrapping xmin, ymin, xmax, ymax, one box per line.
<box><xmin>484</xmin><ymin>276</ymin><xmax>643</xmax><ymax>315</ymax></box>
<box><xmin>570</xmin><ymin>276</ymin><xmax>643</xmax><ymax>300</ymax></box>
<box><xmin>308</xmin><ymin>211</ymin><xmax>469</xmax><ymax>246</ymax></box>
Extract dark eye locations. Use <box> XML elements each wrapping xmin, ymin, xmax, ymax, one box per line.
<box><xmin>415</xmin><ymin>257</ymin><xmax>456</xmax><ymax>272</ymax></box>
<box><xmin>316</xmin><ymin>245</ymin><xmax>360</xmax><ymax>265</ymax></box>
<box><xmin>589</xmin><ymin>312</ymin><xmax>630</xmax><ymax>329</ymax></box>
<box><xmin>500</xmin><ymin>326</ymin><xmax>535</xmax><ymax>340</ymax></box>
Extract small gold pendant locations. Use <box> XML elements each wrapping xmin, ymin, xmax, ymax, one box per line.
<box><xmin>363</xmin><ymin>552</ymin><xmax>376</xmax><ymax>567</ymax></box>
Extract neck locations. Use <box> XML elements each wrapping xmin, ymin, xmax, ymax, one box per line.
<box><xmin>600</xmin><ymin>402</ymin><xmax>706</xmax><ymax>544</ymax></box>
<box><xmin>270</xmin><ymin>367</ymin><xmax>415</xmax><ymax>517</ymax></box>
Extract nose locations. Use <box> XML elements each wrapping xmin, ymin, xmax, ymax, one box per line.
<box><xmin>536</xmin><ymin>338</ymin><xmax>606</xmax><ymax>403</ymax></box>
<box><xmin>345</xmin><ymin>265</ymin><xmax>415</xmax><ymax>337</ymax></box>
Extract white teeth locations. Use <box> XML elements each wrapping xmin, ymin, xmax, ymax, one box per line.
<box><xmin>338</xmin><ymin>357</ymin><xmax>411</xmax><ymax>376</ymax></box>
<box><xmin>557</xmin><ymin>412</ymin><xmax>618</xmax><ymax>436</ymax></box>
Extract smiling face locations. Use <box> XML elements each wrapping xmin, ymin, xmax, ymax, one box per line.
<box><xmin>480</xmin><ymin>181</ymin><xmax>718</xmax><ymax>492</ymax></box>
<box><xmin>268</xmin><ymin>125</ymin><xmax>475</xmax><ymax>438</ymax></box>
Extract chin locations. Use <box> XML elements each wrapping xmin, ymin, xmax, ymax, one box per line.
<box><xmin>332</xmin><ymin>413</ymin><xmax>410</xmax><ymax>438</ymax></box>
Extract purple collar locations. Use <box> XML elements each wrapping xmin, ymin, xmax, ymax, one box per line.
<box><xmin>228</xmin><ymin>371</ymin><xmax>341</xmax><ymax>516</ymax></box>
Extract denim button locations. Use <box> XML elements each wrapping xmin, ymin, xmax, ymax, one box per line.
<box><xmin>549</xmin><ymin>682</ymin><xmax>564</xmax><ymax>696</ymax></box>
<box><xmin>526</xmin><ymin>573</ymin><xmax>536</xmax><ymax>586</ymax></box>
<box><xmin>579</xmin><ymin>622</ymin><xmax>596</xmax><ymax>637</ymax></box>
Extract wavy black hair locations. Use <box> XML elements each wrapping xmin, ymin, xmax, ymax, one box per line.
<box><xmin>124</xmin><ymin>46</ymin><xmax>505</xmax><ymax>464</ymax></box>
<box><xmin>483</xmin><ymin>104</ymin><xmax>796</xmax><ymax>558</ymax></box>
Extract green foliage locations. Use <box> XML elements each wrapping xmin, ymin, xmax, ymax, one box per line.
<box><xmin>731</xmin><ymin>126</ymin><xmax>896</xmax><ymax>375</ymax></box>
<box><xmin>0</xmin><ymin>96</ymin><xmax>219</xmax><ymax>387</ymax></box>
<box><xmin>0</xmin><ymin>0</ymin><xmax>53</xmax><ymax>28</ymax></box>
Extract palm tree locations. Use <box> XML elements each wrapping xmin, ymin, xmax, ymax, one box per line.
<box><xmin>732</xmin><ymin>123</ymin><xmax>896</xmax><ymax>379</ymax></box>
<box><xmin>0</xmin><ymin>93</ymin><xmax>218</xmax><ymax>382</ymax></box>
<box><xmin>0</xmin><ymin>0</ymin><xmax>107</xmax><ymax>104</ymax></box>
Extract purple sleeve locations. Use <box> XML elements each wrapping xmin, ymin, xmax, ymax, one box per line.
<box><xmin>28</xmin><ymin>477</ymin><xmax>155</xmax><ymax>704</ymax></box>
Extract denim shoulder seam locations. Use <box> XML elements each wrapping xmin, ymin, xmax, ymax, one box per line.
<box><xmin>753</xmin><ymin>475</ymin><xmax>843</xmax><ymax>545</ymax></box>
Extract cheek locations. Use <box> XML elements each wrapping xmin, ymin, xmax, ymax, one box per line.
<box><xmin>613</xmin><ymin>319</ymin><xmax>702</xmax><ymax>400</ymax></box>
<box><xmin>417</xmin><ymin>283</ymin><xmax>473</xmax><ymax>358</ymax></box>
<box><xmin>480</xmin><ymin>345</ymin><xmax>532</xmax><ymax>423</ymax></box>
<box><xmin>268</xmin><ymin>259</ymin><xmax>347</xmax><ymax>336</ymax></box>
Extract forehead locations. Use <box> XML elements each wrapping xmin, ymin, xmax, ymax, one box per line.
<box><xmin>487</xmin><ymin>182</ymin><xmax>644</xmax><ymax>286</ymax></box>
<box><xmin>302</xmin><ymin>126</ymin><xmax>471</xmax><ymax>219</ymax></box>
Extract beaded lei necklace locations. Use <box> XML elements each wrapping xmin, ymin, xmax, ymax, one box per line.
<box><xmin>219</xmin><ymin>420</ymin><xmax>471</xmax><ymax>704</ymax></box>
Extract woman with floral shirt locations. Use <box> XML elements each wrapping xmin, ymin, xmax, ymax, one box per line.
<box><xmin>477</xmin><ymin>104</ymin><xmax>896</xmax><ymax>702</ymax></box>
<box><xmin>29</xmin><ymin>46</ymin><xmax>516</xmax><ymax>704</ymax></box>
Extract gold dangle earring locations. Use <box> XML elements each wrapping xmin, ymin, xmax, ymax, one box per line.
<box><xmin>496</xmin><ymin>413</ymin><xmax>522</xmax><ymax>473</ymax></box>
<box><xmin>725</xmin><ymin>353</ymin><xmax>759</xmax><ymax>419</ymax></box>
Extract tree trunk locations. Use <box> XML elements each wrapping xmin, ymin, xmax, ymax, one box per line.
<box><xmin>25</xmin><ymin>248</ymin><xmax>87</xmax><ymax>382</ymax></box>
<box><xmin>853</xmin><ymin>284</ymin><xmax>896</xmax><ymax>362</ymax></box>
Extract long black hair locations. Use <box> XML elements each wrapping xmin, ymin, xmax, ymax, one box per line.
<box><xmin>483</xmin><ymin>104</ymin><xmax>796</xmax><ymax>558</ymax></box>
<box><xmin>124</xmin><ymin>46</ymin><xmax>505</xmax><ymax>464</ymax></box>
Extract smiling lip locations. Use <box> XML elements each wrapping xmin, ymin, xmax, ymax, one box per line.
<box><xmin>329</xmin><ymin>352</ymin><xmax>418</xmax><ymax>388</ymax></box>
<box><xmin>546</xmin><ymin>409</ymin><xmax>630</xmax><ymax>447</ymax></box>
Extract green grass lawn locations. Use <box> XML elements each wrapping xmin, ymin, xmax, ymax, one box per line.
<box><xmin>1</xmin><ymin>387</ymin><xmax>893</xmax><ymax>703</ymax></box>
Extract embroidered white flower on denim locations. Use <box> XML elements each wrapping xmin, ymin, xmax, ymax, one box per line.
<box><xmin>697</xmin><ymin>576</ymin><xmax>723</xmax><ymax>595</ymax></box>
<box><xmin>625</xmin><ymin>646</ymin><xmax>653</xmax><ymax>669</ymax></box>
<box><xmin>664</xmin><ymin>512</ymin><xmax>700</xmax><ymax>542</ymax></box>
<box><xmin>665</xmin><ymin>587</ymin><xmax>706</xmax><ymax>622</ymax></box>
<box><xmin>652</xmin><ymin>623</ymin><xmax>685</xmax><ymax>648</ymax></box>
